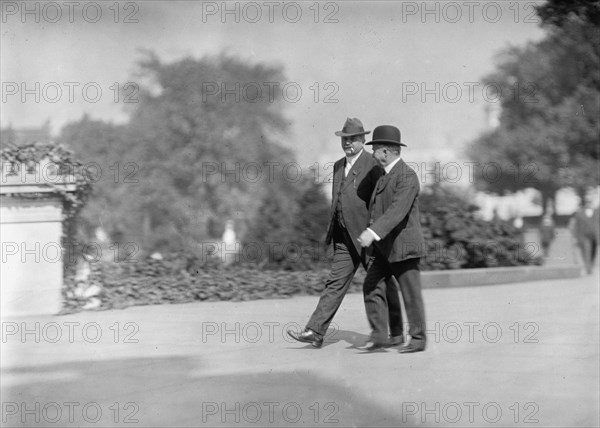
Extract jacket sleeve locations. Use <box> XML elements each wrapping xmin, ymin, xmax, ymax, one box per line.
<box><xmin>357</xmin><ymin>165</ymin><xmax>384</xmax><ymax>207</ymax></box>
<box><xmin>369</xmin><ymin>171</ymin><xmax>419</xmax><ymax>240</ymax></box>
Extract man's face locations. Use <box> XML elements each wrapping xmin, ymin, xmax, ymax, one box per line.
<box><xmin>371</xmin><ymin>144</ymin><xmax>388</xmax><ymax>167</ymax></box>
<box><xmin>340</xmin><ymin>135</ymin><xmax>365</xmax><ymax>157</ymax></box>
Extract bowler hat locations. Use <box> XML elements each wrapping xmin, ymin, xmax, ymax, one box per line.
<box><xmin>366</xmin><ymin>125</ymin><xmax>406</xmax><ymax>146</ymax></box>
<box><xmin>334</xmin><ymin>117</ymin><xmax>371</xmax><ymax>137</ymax></box>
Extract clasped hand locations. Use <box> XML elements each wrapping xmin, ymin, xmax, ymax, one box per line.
<box><xmin>358</xmin><ymin>230</ymin><xmax>375</xmax><ymax>247</ymax></box>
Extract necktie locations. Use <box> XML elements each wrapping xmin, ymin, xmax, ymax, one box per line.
<box><xmin>376</xmin><ymin>170</ymin><xmax>386</xmax><ymax>191</ymax></box>
<box><xmin>344</xmin><ymin>159</ymin><xmax>352</xmax><ymax>177</ymax></box>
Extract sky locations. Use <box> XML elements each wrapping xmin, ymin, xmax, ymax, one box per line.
<box><xmin>2</xmin><ymin>0</ymin><xmax>546</xmax><ymax>168</ymax></box>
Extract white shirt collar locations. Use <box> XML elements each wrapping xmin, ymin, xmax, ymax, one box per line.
<box><xmin>384</xmin><ymin>157</ymin><xmax>402</xmax><ymax>174</ymax></box>
<box><xmin>345</xmin><ymin>148</ymin><xmax>363</xmax><ymax>167</ymax></box>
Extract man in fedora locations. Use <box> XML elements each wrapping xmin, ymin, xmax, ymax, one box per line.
<box><xmin>358</xmin><ymin>125</ymin><xmax>427</xmax><ymax>353</ymax></box>
<box><xmin>288</xmin><ymin>118</ymin><xmax>404</xmax><ymax>348</ymax></box>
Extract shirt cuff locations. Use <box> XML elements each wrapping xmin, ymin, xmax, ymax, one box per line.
<box><xmin>367</xmin><ymin>228</ymin><xmax>381</xmax><ymax>241</ymax></box>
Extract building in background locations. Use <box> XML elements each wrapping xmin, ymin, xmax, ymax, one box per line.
<box><xmin>0</xmin><ymin>120</ymin><xmax>51</xmax><ymax>146</ymax></box>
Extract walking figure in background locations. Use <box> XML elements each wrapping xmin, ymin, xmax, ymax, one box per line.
<box><xmin>539</xmin><ymin>210</ymin><xmax>556</xmax><ymax>258</ymax></box>
<box><xmin>221</xmin><ymin>220</ymin><xmax>239</xmax><ymax>266</ymax></box>
<box><xmin>569</xmin><ymin>202</ymin><xmax>599</xmax><ymax>275</ymax></box>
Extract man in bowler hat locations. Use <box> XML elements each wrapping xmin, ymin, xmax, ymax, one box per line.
<box><xmin>288</xmin><ymin>118</ymin><xmax>404</xmax><ymax>348</ymax></box>
<box><xmin>358</xmin><ymin>125</ymin><xmax>427</xmax><ymax>353</ymax></box>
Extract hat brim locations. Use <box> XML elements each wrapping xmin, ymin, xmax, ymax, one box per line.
<box><xmin>334</xmin><ymin>130</ymin><xmax>371</xmax><ymax>137</ymax></box>
<box><xmin>366</xmin><ymin>139</ymin><xmax>407</xmax><ymax>147</ymax></box>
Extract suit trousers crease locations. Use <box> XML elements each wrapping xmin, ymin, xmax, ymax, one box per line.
<box><xmin>363</xmin><ymin>256</ymin><xmax>426</xmax><ymax>345</ymax></box>
<box><xmin>307</xmin><ymin>224</ymin><xmax>402</xmax><ymax>337</ymax></box>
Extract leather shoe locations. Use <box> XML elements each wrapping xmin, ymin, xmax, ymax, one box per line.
<box><xmin>363</xmin><ymin>342</ymin><xmax>387</xmax><ymax>352</ymax></box>
<box><xmin>287</xmin><ymin>328</ymin><xmax>323</xmax><ymax>348</ymax></box>
<box><xmin>398</xmin><ymin>342</ymin><xmax>426</xmax><ymax>354</ymax></box>
<box><xmin>384</xmin><ymin>334</ymin><xmax>405</xmax><ymax>348</ymax></box>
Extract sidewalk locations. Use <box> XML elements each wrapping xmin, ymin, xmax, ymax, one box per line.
<box><xmin>2</xmin><ymin>274</ymin><xmax>599</xmax><ymax>427</ymax></box>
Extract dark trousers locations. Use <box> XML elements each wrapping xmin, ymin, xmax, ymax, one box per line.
<box><xmin>363</xmin><ymin>256</ymin><xmax>426</xmax><ymax>345</ymax></box>
<box><xmin>578</xmin><ymin>236</ymin><xmax>598</xmax><ymax>274</ymax></box>
<box><xmin>306</xmin><ymin>224</ymin><xmax>402</xmax><ymax>337</ymax></box>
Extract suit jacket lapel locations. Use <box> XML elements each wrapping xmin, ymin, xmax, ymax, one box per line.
<box><xmin>331</xmin><ymin>160</ymin><xmax>345</xmax><ymax>209</ymax></box>
<box><xmin>374</xmin><ymin>172</ymin><xmax>390</xmax><ymax>194</ymax></box>
<box><xmin>341</xmin><ymin>168</ymin><xmax>359</xmax><ymax>192</ymax></box>
<box><xmin>376</xmin><ymin>159</ymin><xmax>404</xmax><ymax>194</ymax></box>
<box><xmin>340</xmin><ymin>150</ymin><xmax>364</xmax><ymax>192</ymax></box>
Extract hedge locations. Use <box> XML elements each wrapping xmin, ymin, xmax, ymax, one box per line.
<box><xmin>62</xmin><ymin>253</ymin><xmax>366</xmax><ymax>314</ymax></box>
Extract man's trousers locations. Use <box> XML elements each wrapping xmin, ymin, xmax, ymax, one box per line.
<box><xmin>363</xmin><ymin>256</ymin><xmax>426</xmax><ymax>345</ymax></box>
<box><xmin>306</xmin><ymin>224</ymin><xmax>402</xmax><ymax>337</ymax></box>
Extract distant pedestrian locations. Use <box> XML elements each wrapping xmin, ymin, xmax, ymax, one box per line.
<box><xmin>539</xmin><ymin>213</ymin><xmax>555</xmax><ymax>258</ymax></box>
<box><xmin>569</xmin><ymin>203</ymin><xmax>599</xmax><ymax>275</ymax></box>
<box><xmin>221</xmin><ymin>220</ymin><xmax>238</xmax><ymax>266</ymax></box>
<box><xmin>513</xmin><ymin>215</ymin><xmax>524</xmax><ymax>230</ymax></box>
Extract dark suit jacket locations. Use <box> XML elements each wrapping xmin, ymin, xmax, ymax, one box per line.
<box><xmin>325</xmin><ymin>149</ymin><xmax>384</xmax><ymax>256</ymax></box>
<box><xmin>368</xmin><ymin>158</ymin><xmax>425</xmax><ymax>263</ymax></box>
<box><xmin>572</xmin><ymin>208</ymin><xmax>599</xmax><ymax>242</ymax></box>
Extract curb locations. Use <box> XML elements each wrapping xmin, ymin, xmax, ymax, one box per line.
<box><xmin>421</xmin><ymin>265</ymin><xmax>583</xmax><ymax>289</ymax></box>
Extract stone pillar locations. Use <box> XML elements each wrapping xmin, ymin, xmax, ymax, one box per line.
<box><xmin>1</xmin><ymin>160</ymin><xmax>76</xmax><ymax>316</ymax></box>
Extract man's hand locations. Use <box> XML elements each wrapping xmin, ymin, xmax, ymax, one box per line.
<box><xmin>358</xmin><ymin>230</ymin><xmax>375</xmax><ymax>247</ymax></box>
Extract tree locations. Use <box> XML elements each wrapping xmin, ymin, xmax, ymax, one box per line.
<box><xmin>240</xmin><ymin>170</ymin><xmax>332</xmax><ymax>270</ymax></box>
<box><xmin>59</xmin><ymin>116</ymin><xmax>130</xmax><ymax>239</ymax></box>
<box><xmin>468</xmin><ymin>1</ymin><xmax>599</xmax><ymax>212</ymax></box>
<box><xmin>535</xmin><ymin>0</ymin><xmax>600</xmax><ymax>28</ymax></box>
<box><xmin>60</xmin><ymin>52</ymin><xmax>313</xmax><ymax>255</ymax></box>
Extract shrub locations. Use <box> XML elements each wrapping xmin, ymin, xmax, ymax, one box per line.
<box><xmin>419</xmin><ymin>185</ymin><xmax>541</xmax><ymax>270</ymax></box>
<box><xmin>61</xmin><ymin>252</ymin><xmax>366</xmax><ymax>313</ymax></box>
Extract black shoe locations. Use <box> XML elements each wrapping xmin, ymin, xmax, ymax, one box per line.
<box><xmin>287</xmin><ymin>328</ymin><xmax>323</xmax><ymax>348</ymax></box>
<box><xmin>384</xmin><ymin>334</ymin><xmax>405</xmax><ymax>348</ymax></box>
<box><xmin>364</xmin><ymin>342</ymin><xmax>387</xmax><ymax>352</ymax></box>
<box><xmin>398</xmin><ymin>342</ymin><xmax>426</xmax><ymax>354</ymax></box>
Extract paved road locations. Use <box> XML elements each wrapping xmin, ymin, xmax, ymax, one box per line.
<box><xmin>523</xmin><ymin>226</ymin><xmax>580</xmax><ymax>266</ymax></box>
<box><xmin>2</xmin><ymin>273</ymin><xmax>598</xmax><ymax>427</ymax></box>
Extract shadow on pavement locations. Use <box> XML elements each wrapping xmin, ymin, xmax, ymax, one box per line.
<box><xmin>2</xmin><ymin>356</ymin><xmax>421</xmax><ymax>427</ymax></box>
<box><xmin>324</xmin><ymin>329</ymin><xmax>371</xmax><ymax>348</ymax></box>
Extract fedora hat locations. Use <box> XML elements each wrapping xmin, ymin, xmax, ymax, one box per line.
<box><xmin>366</xmin><ymin>125</ymin><xmax>406</xmax><ymax>146</ymax></box>
<box><xmin>334</xmin><ymin>117</ymin><xmax>371</xmax><ymax>137</ymax></box>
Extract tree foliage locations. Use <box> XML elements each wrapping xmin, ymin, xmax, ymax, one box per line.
<box><xmin>60</xmin><ymin>53</ymin><xmax>330</xmax><ymax>258</ymax></box>
<box><xmin>468</xmin><ymin>1</ymin><xmax>599</xmax><ymax>211</ymax></box>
